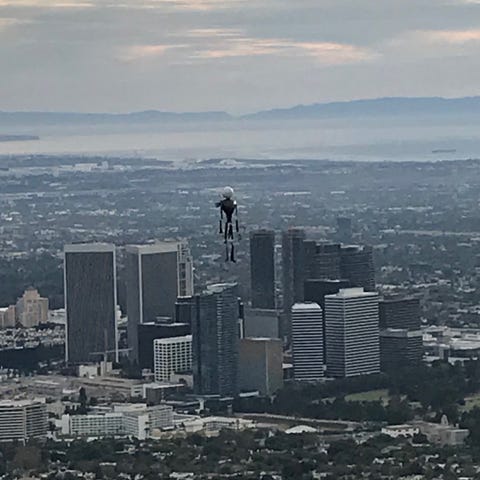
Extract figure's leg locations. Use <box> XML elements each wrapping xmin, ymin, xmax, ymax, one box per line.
<box><xmin>224</xmin><ymin>222</ymin><xmax>228</xmax><ymax>243</ymax></box>
<box><xmin>230</xmin><ymin>243</ymin><xmax>236</xmax><ymax>263</ymax></box>
<box><xmin>225</xmin><ymin>242</ymin><xmax>229</xmax><ymax>262</ymax></box>
<box><xmin>228</xmin><ymin>223</ymin><xmax>234</xmax><ymax>240</ymax></box>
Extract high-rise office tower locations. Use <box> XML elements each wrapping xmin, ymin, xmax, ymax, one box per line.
<box><xmin>303</xmin><ymin>279</ymin><xmax>351</xmax><ymax>310</ymax></box>
<box><xmin>126</xmin><ymin>241</ymin><xmax>193</xmax><ymax>362</ymax></box>
<box><xmin>303</xmin><ymin>279</ymin><xmax>350</xmax><ymax>362</ymax></box>
<box><xmin>192</xmin><ymin>283</ymin><xmax>239</xmax><ymax>396</ymax></box>
<box><xmin>250</xmin><ymin>230</ymin><xmax>275</xmax><ymax>309</ymax></box>
<box><xmin>291</xmin><ymin>302</ymin><xmax>324</xmax><ymax>381</ymax></box>
<box><xmin>325</xmin><ymin>288</ymin><xmax>380</xmax><ymax>378</ymax></box>
<box><xmin>154</xmin><ymin>335</ymin><xmax>192</xmax><ymax>382</ymax></box>
<box><xmin>379</xmin><ymin>296</ymin><xmax>422</xmax><ymax>371</ymax></box>
<box><xmin>243</xmin><ymin>308</ymin><xmax>281</xmax><ymax>339</ymax></box>
<box><xmin>282</xmin><ymin>228</ymin><xmax>306</xmax><ymax>314</ymax></box>
<box><xmin>238</xmin><ymin>338</ymin><xmax>283</xmax><ymax>395</ymax></box>
<box><xmin>175</xmin><ymin>296</ymin><xmax>194</xmax><ymax>325</ymax></box>
<box><xmin>64</xmin><ymin>244</ymin><xmax>117</xmax><ymax>364</ymax></box>
<box><xmin>304</xmin><ymin>242</ymin><xmax>342</xmax><ymax>280</ymax></box>
<box><xmin>379</xmin><ymin>330</ymin><xmax>423</xmax><ymax>370</ymax></box>
<box><xmin>379</xmin><ymin>296</ymin><xmax>421</xmax><ymax>330</ymax></box>
<box><xmin>340</xmin><ymin>245</ymin><xmax>376</xmax><ymax>291</ymax></box>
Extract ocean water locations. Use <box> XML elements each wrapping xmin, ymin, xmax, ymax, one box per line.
<box><xmin>1</xmin><ymin>116</ymin><xmax>480</xmax><ymax>162</ymax></box>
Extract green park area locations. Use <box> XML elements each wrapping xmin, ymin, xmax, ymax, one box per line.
<box><xmin>345</xmin><ymin>389</ymin><xmax>390</xmax><ymax>404</ymax></box>
<box><xmin>461</xmin><ymin>393</ymin><xmax>480</xmax><ymax>412</ymax></box>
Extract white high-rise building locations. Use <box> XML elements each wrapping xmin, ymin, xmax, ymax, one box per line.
<box><xmin>325</xmin><ymin>288</ymin><xmax>380</xmax><ymax>378</ymax></box>
<box><xmin>0</xmin><ymin>399</ymin><xmax>47</xmax><ymax>442</ymax></box>
<box><xmin>291</xmin><ymin>302</ymin><xmax>324</xmax><ymax>381</ymax></box>
<box><xmin>154</xmin><ymin>335</ymin><xmax>192</xmax><ymax>382</ymax></box>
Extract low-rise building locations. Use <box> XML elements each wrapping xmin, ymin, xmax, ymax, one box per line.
<box><xmin>381</xmin><ymin>424</ymin><xmax>420</xmax><ymax>439</ymax></box>
<box><xmin>414</xmin><ymin>416</ymin><xmax>469</xmax><ymax>446</ymax></box>
<box><xmin>0</xmin><ymin>398</ymin><xmax>47</xmax><ymax>442</ymax></box>
<box><xmin>60</xmin><ymin>403</ymin><xmax>174</xmax><ymax>440</ymax></box>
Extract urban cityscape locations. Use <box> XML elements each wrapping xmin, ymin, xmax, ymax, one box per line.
<box><xmin>4</xmin><ymin>0</ymin><xmax>480</xmax><ymax>478</ymax></box>
<box><xmin>1</xmin><ymin>154</ymin><xmax>480</xmax><ymax>478</ymax></box>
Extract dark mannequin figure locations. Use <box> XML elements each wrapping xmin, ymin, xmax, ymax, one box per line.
<box><xmin>215</xmin><ymin>186</ymin><xmax>239</xmax><ymax>262</ymax></box>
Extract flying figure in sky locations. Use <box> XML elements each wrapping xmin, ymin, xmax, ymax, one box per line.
<box><xmin>216</xmin><ymin>186</ymin><xmax>239</xmax><ymax>262</ymax></box>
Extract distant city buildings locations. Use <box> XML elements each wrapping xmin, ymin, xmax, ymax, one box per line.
<box><xmin>0</xmin><ymin>287</ymin><xmax>48</xmax><ymax>329</ymax></box>
<box><xmin>64</xmin><ymin>243</ymin><xmax>117</xmax><ymax>364</ymax></box>
<box><xmin>0</xmin><ymin>399</ymin><xmax>47</xmax><ymax>442</ymax></box>
<box><xmin>0</xmin><ymin>305</ymin><xmax>16</xmax><ymax>329</ymax></box>
<box><xmin>192</xmin><ymin>283</ymin><xmax>239</xmax><ymax>396</ymax></box>
<box><xmin>250</xmin><ymin>230</ymin><xmax>276</xmax><ymax>309</ymax></box>
<box><xmin>126</xmin><ymin>241</ymin><xmax>193</xmax><ymax>363</ymax></box>
<box><xmin>154</xmin><ymin>335</ymin><xmax>192</xmax><ymax>382</ymax></box>
<box><xmin>291</xmin><ymin>302</ymin><xmax>324</xmax><ymax>381</ymax></box>
<box><xmin>238</xmin><ymin>337</ymin><xmax>283</xmax><ymax>395</ymax></box>
<box><xmin>15</xmin><ymin>287</ymin><xmax>48</xmax><ymax>328</ymax></box>
<box><xmin>325</xmin><ymin>288</ymin><xmax>380</xmax><ymax>378</ymax></box>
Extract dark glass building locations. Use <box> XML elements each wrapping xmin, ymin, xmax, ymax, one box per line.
<box><xmin>126</xmin><ymin>242</ymin><xmax>193</xmax><ymax>362</ymax></box>
<box><xmin>340</xmin><ymin>245</ymin><xmax>376</xmax><ymax>291</ymax></box>
<box><xmin>64</xmin><ymin>244</ymin><xmax>117</xmax><ymax>364</ymax></box>
<box><xmin>175</xmin><ymin>296</ymin><xmax>194</xmax><ymax>325</ymax></box>
<box><xmin>379</xmin><ymin>296</ymin><xmax>423</xmax><ymax>370</ymax></box>
<box><xmin>192</xmin><ymin>283</ymin><xmax>239</xmax><ymax>396</ymax></box>
<box><xmin>138</xmin><ymin>321</ymin><xmax>191</xmax><ymax>370</ymax></box>
<box><xmin>379</xmin><ymin>296</ymin><xmax>421</xmax><ymax>330</ymax></box>
<box><xmin>249</xmin><ymin>230</ymin><xmax>275</xmax><ymax>309</ymax></box>
<box><xmin>281</xmin><ymin>228</ymin><xmax>306</xmax><ymax>314</ymax></box>
<box><xmin>380</xmin><ymin>330</ymin><xmax>423</xmax><ymax>371</ymax></box>
<box><xmin>303</xmin><ymin>243</ymin><xmax>342</xmax><ymax>281</ymax></box>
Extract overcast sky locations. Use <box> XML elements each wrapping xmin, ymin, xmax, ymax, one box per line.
<box><xmin>1</xmin><ymin>0</ymin><xmax>480</xmax><ymax>113</ymax></box>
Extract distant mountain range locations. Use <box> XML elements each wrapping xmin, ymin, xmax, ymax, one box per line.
<box><xmin>1</xmin><ymin>96</ymin><xmax>480</xmax><ymax>125</ymax></box>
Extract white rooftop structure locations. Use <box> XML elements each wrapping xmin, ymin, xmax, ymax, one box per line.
<box><xmin>64</xmin><ymin>243</ymin><xmax>115</xmax><ymax>253</ymax></box>
<box><xmin>327</xmin><ymin>287</ymin><xmax>378</xmax><ymax>299</ymax></box>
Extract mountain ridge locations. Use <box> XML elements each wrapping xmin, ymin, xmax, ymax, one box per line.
<box><xmin>2</xmin><ymin>96</ymin><xmax>480</xmax><ymax>125</ymax></box>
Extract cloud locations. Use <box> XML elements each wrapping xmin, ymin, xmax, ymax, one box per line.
<box><xmin>0</xmin><ymin>1</ymin><xmax>94</xmax><ymax>7</ymax></box>
<box><xmin>186</xmin><ymin>29</ymin><xmax>375</xmax><ymax>64</ymax></box>
<box><xmin>422</xmin><ymin>29</ymin><xmax>480</xmax><ymax>44</ymax></box>
<box><xmin>133</xmin><ymin>0</ymin><xmax>245</xmax><ymax>11</ymax></box>
<box><xmin>118</xmin><ymin>44</ymin><xmax>174</xmax><ymax>62</ymax></box>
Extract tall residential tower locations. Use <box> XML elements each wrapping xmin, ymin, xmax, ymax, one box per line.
<box><xmin>192</xmin><ymin>283</ymin><xmax>239</xmax><ymax>396</ymax></box>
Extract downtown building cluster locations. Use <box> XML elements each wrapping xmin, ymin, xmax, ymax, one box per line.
<box><xmin>61</xmin><ymin>226</ymin><xmax>423</xmax><ymax>407</ymax></box>
<box><xmin>250</xmin><ymin>227</ymin><xmax>423</xmax><ymax>381</ymax></box>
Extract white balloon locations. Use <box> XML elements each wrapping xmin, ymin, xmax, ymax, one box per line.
<box><xmin>223</xmin><ymin>186</ymin><xmax>234</xmax><ymax>198</ymax></box>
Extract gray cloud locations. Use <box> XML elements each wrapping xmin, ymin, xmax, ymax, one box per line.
<box><xmin>0</xmin><ymin>0</ymin><xmax>479</xmax><ymax>113</ymax></box>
